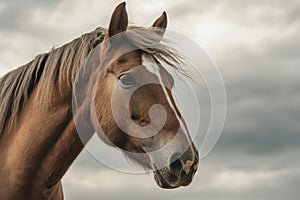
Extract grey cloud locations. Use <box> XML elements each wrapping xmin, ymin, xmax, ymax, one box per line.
<box><xmin>168</xmin><ymin>0</ymin><xmax>300</xmax><ymax>35</ymax></box>
<box><xmin>0</xmin><ymin>0</ymin><xmax>61</xmax><ymax>31</ymax></box>
<box><xmin>217</xmin><ymin>47</ymin><xmax>300</xmax><ymax>156</ymax></box>
<box><xmin>63</xmin><ymin>162</ymin><xmax>300</xmax><ymax>200</ymax></box>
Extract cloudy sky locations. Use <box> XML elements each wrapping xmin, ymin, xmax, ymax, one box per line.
<box><xmin>1</xmin><ymin>0</ymin><xmax>300</xmax><ymax>199</ymax></box>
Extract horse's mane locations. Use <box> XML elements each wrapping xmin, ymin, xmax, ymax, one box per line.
<box><xmin>0</xmin><ymin>28</ymin><xmax>106</xmax><ymax>136</ymax></box>
<box><xmin>0</xmin><ymin>26</ymin><xmax>183</xmax><ymax>138</ymax></box>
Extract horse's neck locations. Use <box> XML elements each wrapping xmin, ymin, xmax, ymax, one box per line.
<box><xmin>0</xmin><ymin>81</ymin><xmax>93</xmax><ymax>199</ymax></box>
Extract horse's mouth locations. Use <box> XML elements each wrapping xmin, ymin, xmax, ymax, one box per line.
<box><xmin>154</xmin><ymin>169</ymin><xmax>174</xmax><ymax>189</ymax></box>
<box><xmin>153</xmin><ymin>166</ymin><xmax>195</xmax><ymax>189</ymax></box>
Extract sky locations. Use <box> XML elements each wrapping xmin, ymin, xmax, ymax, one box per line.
<box><xmin>1</xmin><ymin>0</ymin><xmax>300</xmax><ymax>199</ymax></box>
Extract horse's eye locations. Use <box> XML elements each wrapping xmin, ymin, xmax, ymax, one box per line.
<box><xmin>119</xmin><ymin>73</ymin><xmax>136</xmax><ymax>88</ymax></box>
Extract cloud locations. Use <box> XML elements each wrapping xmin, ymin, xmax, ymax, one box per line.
<box><xmin>63</xmin><ymin>153</ymin><xmax>300</xmax><ymax>200</ymax></box>
<box><xmin>0</xmin><ymin>0</ymin><xmax>61</xmax><ymax>31</ymax></box>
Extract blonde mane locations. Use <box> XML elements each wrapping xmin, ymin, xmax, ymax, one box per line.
<box><xmin>0</xmin><ymin>28</ymin><xmax>106</xmax><ymax>136</ymax></box>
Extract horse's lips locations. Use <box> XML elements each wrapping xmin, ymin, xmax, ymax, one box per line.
<box><xmin>153</xmin><ymin>169</ymin><xmax>174</xmax><ymax>189</ymax></box>
<box><xmin>181</xmin><ymin>177</ymin><xmax>193</xmax><ymax>187</ymax></box>
<box><xmin>153</xmin><ymin>163</ymin><xmax>195</xmax><ymax>189</ymax></box>
<box><xmin>153</xmin><ymin>165</ymin><xmax>181</xmax><ymax>189</ymax></box>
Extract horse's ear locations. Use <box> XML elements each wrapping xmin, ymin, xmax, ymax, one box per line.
<box><xmin>152</xmin><ymin>11</ymin><xmax>167</xmax><ymax>36</ymax></box>
<box><xmin>107</xmin><ymin>2</ymin><xmax>128</xmax><ymax>38</ymax></box>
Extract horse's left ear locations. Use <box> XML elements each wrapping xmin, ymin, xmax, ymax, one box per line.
<box><xmin>152</xmin><ymin>11</ymin><xmax>168</xmax><ymax>36</ymax></box>
<box><xmin>107</xmin><ymin>2</ymin><xmax>128</xmax><ymax>38</ymax></box>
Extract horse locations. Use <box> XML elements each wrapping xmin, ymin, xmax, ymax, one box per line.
<box><xmin>0</xmin><ymin>2</ymin><xmax>199</xmax><ymax>199</ymax></box>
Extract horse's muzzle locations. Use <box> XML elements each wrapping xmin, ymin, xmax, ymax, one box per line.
<box><xmin>153</xmin><ymin>152</ymin><xmax>199</xmax><ymax>189</ymax></box>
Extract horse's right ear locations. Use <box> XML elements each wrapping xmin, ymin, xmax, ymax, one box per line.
<box><xmin>107</xmin><ymin>2</ymin><xmax>128</xmax><ymax>38</ymax></box>
<box><xmin>152</xmin><ymin>11</ymin><xmax>167</xmax><ymax>37</ymax></box>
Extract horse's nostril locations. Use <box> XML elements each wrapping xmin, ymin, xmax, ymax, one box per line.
<box><xmin>131</xmin><ymin>114</ymin><xmax>139</xmax><ymax>121</ymax></box>
<box><xmin>169</xmin><ymin>154</ymin><xmax>183</xmax><ymax>177</ymax></box>
<box><xmin>170</xmin><ymin>159</ymin><xmax>183</xmax><ymax>176</ymax></box>
<box><xmin>169</xmin><ymin>158</ymin><xmax>184</xmax><ymax>177</ymax></box>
